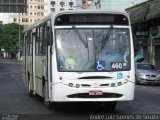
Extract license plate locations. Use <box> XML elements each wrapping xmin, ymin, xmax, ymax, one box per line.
<box><xmin>89</xmin><ymin>91</ymin><xmax>103</xmax><ymax>96</ymax></box>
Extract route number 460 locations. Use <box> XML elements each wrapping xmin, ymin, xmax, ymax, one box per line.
<box><xmin>111</xmin><ymin>62</ymin><xmax>123</xmax><ymax>70</ymax></box>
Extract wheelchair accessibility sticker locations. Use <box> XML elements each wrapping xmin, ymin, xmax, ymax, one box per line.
<box><xmin>96</xmin><ymin>60</ymin><xmax>106</xmax><ymax>71</ymax></box>
<box><xmin>117</xmin><ymin>72</ymin><xmax>123</xmax><ymax>79</ymax></box>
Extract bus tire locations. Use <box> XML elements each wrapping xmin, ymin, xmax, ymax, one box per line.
<box><xmin>43</xmin><ymin>83</ymin><xmax>52</xmax><ymax>109</ymax></box>
<box><xmin>104</xmin><ymin>101</ymin><xmax>117</xmax><ymax>111</ymax></box>
<box><xmin>28</xmin><ymin>73</ymin><xmax>34</xmax><ymax>97</ymax></box>
<box><xmin>135</xmin><ymin>76</ymin><xmax>140</xmax><ymax>85</ymax></box>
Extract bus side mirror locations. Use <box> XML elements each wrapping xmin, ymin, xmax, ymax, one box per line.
<box><xmin>47</xmin><ymin>29</ymin><xmax>53</xmax><ymax>45</ymax></box>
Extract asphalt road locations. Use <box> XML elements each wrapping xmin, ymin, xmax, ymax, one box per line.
<box><xmin>0</xmin><ymin>60</ymin><xmax>160</xmax><ymax>120</ymax></box>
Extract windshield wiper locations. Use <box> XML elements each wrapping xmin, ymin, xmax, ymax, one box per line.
<box><xmin>73</xmin><ymin>26</ymin><xmax>88</xmax><ymax>48</ymax></box>
<box><xmin>101</xmin><ymin>26</ymin><xmax>113</xmax><ymax>50</ymax></box>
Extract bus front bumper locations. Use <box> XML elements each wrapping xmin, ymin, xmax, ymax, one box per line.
<box><xmin>50</xmin><ymin>81</ymin><xmax>135</xmax><ymax>102</ymax></box>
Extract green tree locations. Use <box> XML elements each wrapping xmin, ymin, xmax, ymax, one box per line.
<box><xmin>0</xmin><ymin>23</ymin><xmax>23</xmax><ymax>58</ymax></box>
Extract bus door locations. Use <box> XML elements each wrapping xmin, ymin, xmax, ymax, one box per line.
<box><xmin>43</xmin><ymin>21</ymin><xmax>53</xmax><ymax>101</ymax></box>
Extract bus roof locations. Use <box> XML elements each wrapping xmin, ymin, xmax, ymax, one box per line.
<box><xmin>23</xmin><ymin>10</ymin><xmax>129</xmax><ymax>33</ymax></box>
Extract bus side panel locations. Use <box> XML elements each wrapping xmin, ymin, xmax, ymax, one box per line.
<box><xmin>22</xmin><ymin>55</ymin><xmax>27</xmax><ymax>86</ymax></box>
<box><xmin>34</xmin><ymin>56</ymin><xmax>45</xmax><ymax>96</ymax></box>
<box><xmin>22</xmin><ymin>34</ymin><xmax>27</xmax><ymax>87</ymax></box>
<box><xmin>26</xmin><ymin>56</ymin><xmax>33</xmax><ymax>89</ymax></box>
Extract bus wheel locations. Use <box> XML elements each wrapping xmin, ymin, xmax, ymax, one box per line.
<box><xmin>43</xmin><ymin>84</ymin><xmax>52</xmax><ymax>109</ymax></box>
<box><xmin>28</xmin><ymin>77</ymin><xmax>34</xmax><ymax>97</ymax></box>
<box><xmin>104</xmin><ymin>101</ymin><xmax>117</xmax><ymax>111</ymax></box>
<box><xmin>135</xmin><ymin>76</ymin><xmax>140</xmax><ymax>85</ymax></box>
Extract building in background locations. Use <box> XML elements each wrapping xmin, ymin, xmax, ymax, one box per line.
<box><xmin>0</xmin><ymin>20</ymin><xmax>2</xmax><ymax>25</ymax></box>
<box><xmin>1</xmin><ymin>0</ymin><xmax>149</xmax><ymax>25</ymax></box>
<box><xmin>10</xmin><ymin>0</ymin><xmax>48</xmax><ymax>26</ymax></box>
<box><xmin>10</xmin><ymin>0</ymin><xmax>78</xmax><ymax>25</ymax></box>
<box><xmin>0</xmin><ymin>0</ymin><xmax>27</xmax><ymax>24</ymax></box>
<box><xmin>88</xmin><ymin>0</ymin><xmax>148</xmax><ymax>11</ymax></box>
<box><xmin>0</xmin><ymin>13</ymin><xmax>10</xmax><ymax>24</ymax></box>
<box><xmin>0</xmin><ymin>0</ymin><xmax>27</xmax><ymax>13</ymax></box>
<box><xmin>49</xmin><ymin>0</ymin><xmax>76</xmax><ymax>12</ymax></box>
<box><xmin>126</xmin><ymin>0</ymin><xmax>160</xmax><ymax>68</ymax></box>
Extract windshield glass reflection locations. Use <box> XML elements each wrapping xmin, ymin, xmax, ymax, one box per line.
<box><xmin>56</xmin><ymin>28</ymin><xmax>130</xmax><ymax>72</ymax></box>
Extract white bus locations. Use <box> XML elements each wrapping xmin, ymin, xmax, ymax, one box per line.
<box><xmin>22</xmin><ymin>10</ymin><xmax>135</xmax><ymax>110</ymax></box>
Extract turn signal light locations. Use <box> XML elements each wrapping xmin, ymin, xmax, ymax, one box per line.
<box><xmin>123</xmin><ymin>79</ymin><xmax>128</xmax><ymax>84</ymax></box>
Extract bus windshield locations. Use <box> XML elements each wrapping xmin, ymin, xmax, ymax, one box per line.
<box><xmin>56</xmin><ymin>28</ymin><xmax>130</xmax><ymax>72</ymax></box>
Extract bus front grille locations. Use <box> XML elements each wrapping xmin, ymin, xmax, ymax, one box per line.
<box><xmin>67</xmin><ymin>93</ymin><xmax>123</xmax><ymax>98</ymax></box>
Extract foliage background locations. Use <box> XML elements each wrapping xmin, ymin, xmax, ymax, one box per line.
<box><xmin>0</xmin><ymin>23</ymin><xmax>23</xmax><ymax>57</ymax></box>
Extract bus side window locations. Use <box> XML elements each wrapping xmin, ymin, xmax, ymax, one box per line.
<box><xmin>26</xmin><ymin>31</ymin><xmax>32</xmax><ymax>56</ymax></box>
<box><xmin>41</xmin><ymin>24</ymin><xmax>47</xmax><ymax>54</ymax></box>
<box><xmin>35</xmin><ymin>27</ymin><xmax>40</xmax><ymax>55</ymax></box>
<box><xmin>39</xmin><ymin>26</ymin><xmax>43</xmax><ymax>55</ymax></box>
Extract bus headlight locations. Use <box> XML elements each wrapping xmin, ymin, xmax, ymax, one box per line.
<box><xmin>111</xmin><ymin>83</ymin><xmax>115</xmax><ymax>87</ymax></box>
<box><xmin>117</xmin><ymin>82</ymin><xmax>122</xmax><ymax>86</ymax></box>
<box><xmin>75</xmin><ymin>84</ymin><xmax>80</xmax><ymax>88</ymax></box>
<box><xmin>62</xmin><ymin>80</ymin><xmax>80</xmax><ymax>88</ymax></box>
<box><xmin>68</xmin><ymin>83</ymin><xmax>73</xmax><ymax>87</ymax></box>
